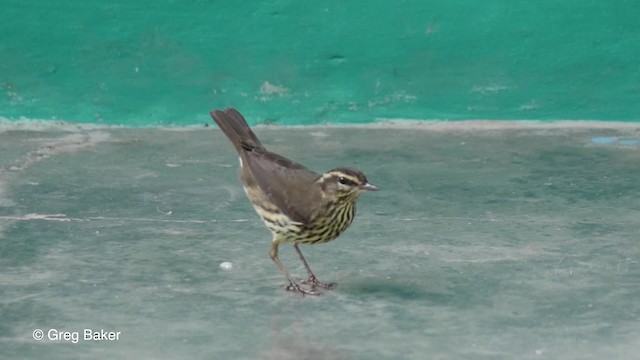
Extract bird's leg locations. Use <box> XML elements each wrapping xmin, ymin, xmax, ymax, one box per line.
<box><xmin>269</xmin><ymin>241</ymin><xmax>319</xmax><ymax>296</ymax></box>
<box><xmin>293</xmin><ymin>243</ymin><xmax>334</xmax><ymax>290</ymax></box>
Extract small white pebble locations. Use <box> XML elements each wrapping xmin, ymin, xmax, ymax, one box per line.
<box><xmin>219</xmin><ymin>262</ymin><xmax>233</xmax><ymax>270</ymax></box>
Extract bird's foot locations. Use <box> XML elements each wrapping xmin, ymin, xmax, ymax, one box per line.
<box><xmin>301</xmin><ymin>275</ymin><xmax>334</xmax><ymax>290</ymax></box>
<box><xmin>285</xmin><ymin>282</ymin><xmax>320</xmax><ymax>296</ymax></box>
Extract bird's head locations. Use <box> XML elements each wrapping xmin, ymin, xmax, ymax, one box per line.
<box><xmin>318</xmin><ymin>167</ymin><xmax>379</xmax><ymax>200</ymax></box>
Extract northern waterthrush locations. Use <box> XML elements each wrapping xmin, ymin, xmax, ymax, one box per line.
<box><xmin>210</xmin><ymin>108</ymin><xmax>378</xmax><ymax>295</ymax></box>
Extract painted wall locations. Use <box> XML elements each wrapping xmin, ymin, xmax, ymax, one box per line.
<box><xmin>1</xmin><ymin>0</ymin><xmax>639</xmax><ymax>126</ymax></box>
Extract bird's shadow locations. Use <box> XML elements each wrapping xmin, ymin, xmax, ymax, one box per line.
<box><xmin>334</xmin><ymin>276</ymin><xmax>454</xmax><ymax>303</ymax></box>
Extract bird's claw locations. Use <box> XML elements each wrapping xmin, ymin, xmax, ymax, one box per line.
<box><xmin>285</xmin><ymin>282</ymin><xmax>320</xmax><ymax>296</ymax></box>
<box><xmin>301</xmin><ymin>276</ymin><xmax>335</xmax><ymax>290</ymax></box>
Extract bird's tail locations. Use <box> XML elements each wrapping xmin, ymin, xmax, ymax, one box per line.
<box><xmin>210</xmin><ymin>108</ymin><xmax>263</xmax><ymax>153</ymax></box>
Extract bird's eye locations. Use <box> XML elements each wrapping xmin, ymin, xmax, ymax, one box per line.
<box><xmin>338</xmin><ymin>176</ymin><xmax>348</xmax><ymax>185</ymax></box>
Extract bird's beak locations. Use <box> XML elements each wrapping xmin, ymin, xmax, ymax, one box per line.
<box><xmin>360</xmin><ymin>182</ymin><xmax>379</xmax><ymax>191</ymax></box>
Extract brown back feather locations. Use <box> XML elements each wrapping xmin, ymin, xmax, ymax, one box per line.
<box><xmin>210</xmin><ymin>108</ymin><xmax>324</xmax><ymax>223</ymax></box>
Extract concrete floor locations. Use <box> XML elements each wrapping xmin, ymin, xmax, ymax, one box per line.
<box><xmin>1</xmin><ymin>122</ymin><xmax>639</xmax><ymax>359</ymax></box>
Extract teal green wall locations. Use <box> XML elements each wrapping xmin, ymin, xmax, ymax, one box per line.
<box><xmin>1</xmin><ymin>0</ymin><xmax>639</xmax><ymax>125</ymax></box>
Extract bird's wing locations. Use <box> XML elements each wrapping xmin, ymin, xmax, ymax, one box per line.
<box><xmin>243</xmin><ymin>148</ymin><xmax>323</xmax><ymax>224</ymax></box>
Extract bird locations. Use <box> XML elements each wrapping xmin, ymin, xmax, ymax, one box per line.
<box><xmin>210</xmin><ymin>108</ymin><xmax>378</xmax><ymax>295</ymax></box>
